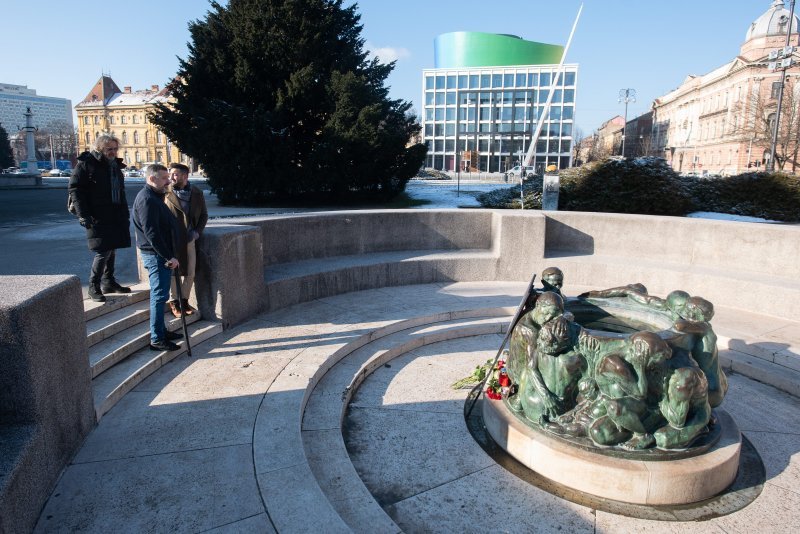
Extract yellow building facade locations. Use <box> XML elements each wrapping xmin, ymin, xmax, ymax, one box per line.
<box><xmin>75</xmin><ymin>76</ymin><xmax>191</xmax><ymax>169</ymax></box>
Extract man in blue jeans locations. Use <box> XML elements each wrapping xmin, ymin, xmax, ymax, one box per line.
<box><xmin>132</xmin><ymin>163</ymin><xmax>183</xmax><ymax>351</ymax></box>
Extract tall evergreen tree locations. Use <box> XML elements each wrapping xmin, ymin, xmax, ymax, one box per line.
<box><xmin>152</xmin><ymin>0</ymin><xmax>426</xmax><ymax>204</ymax></box>
<box><xmin>0</xmin><ymin>125</ymin><xmax>13</xmax><ymax>169</ymax></box>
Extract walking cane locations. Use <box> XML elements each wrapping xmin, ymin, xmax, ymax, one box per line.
<box><xmin>465</xmin><ymin>273</ymin><xmax>537</xmax><ymax>419</ymax></box>
<box><xmin>173</xmin><ymin>269</ymin><xmax>192</xmax><ymax>357</ymax></box>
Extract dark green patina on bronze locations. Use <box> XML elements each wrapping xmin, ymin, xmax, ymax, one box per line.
<box><xmin>503</xmin><ymin>270</ymin><xmax>729</xmax><ymax>453</ymax></box>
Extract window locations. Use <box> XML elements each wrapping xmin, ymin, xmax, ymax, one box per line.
<box><xmin>425</xmin><ymin>76</ymin><xmax>434</xmax><ymax>90</ymax></box>
<box><xmin>564</xmin><ymin>72</ymin><xmax>576</xmax><ymax>86</ymax></box>
<box><xmin>504</xmin><ymin>73</ymin><xmax>514</xmax><ymax>87</ymax></box>
<box><xmin>435</xmin><ymin>75</ymin><xmax>445</xmax><ymax>89</ymax></box>
<box><xmin>156</xmin><ymin>151</ymin><xmax>163</xmax><ymax>162</ymax></box>
<box><xmin>145</xmin><ymin>131</ymin><xmax>150</xmax><ymax>143</ymax></box>
<box><xmin>445</xmin><ymin>108</ymin><xmax>455</xmax><ymax>120</ymax></box>
<box><xmin>469</xmin><ymin>74</ymin><xmax>479</xmax><ymax>89</ymax></box>
<box><xmin>446</xmin><ymin>75</ymin><xmax>456</xmax><ymax>89</ymax></box>
<box><xmin>771</xmin><ymin>82</ymin><xmax>781</xmax><ymax>99</ymax></box>
<box><xmin>109</xmin><ymin>116</ymin><xmax>114</xmax><ymax>125</ymax></box>
<box><xmin>83</xmin><ymin>116</ymin><xmax>88</xmax><ymax>125</ymax></box>
<box><xmin>446</xmin><ymin>92</ymin><xmax>456</xmax><ymax>105</ymax></box>
<box><xmin>135</xmin><ymin>151</ymin><xmax>141</xmax><ymax>162</ymax></box>
<box><xmin>121</xmin><ymin>116</ymin><xmax>126</xmax><ymax>124</ymax></box>
<box><xmin>425</xmin><ymin>92</ymin><xmax>434</xmax><ymax>105</ymax></box>
<box><xmin>94</xmin><ymin>116</ymin><xmax>99</xmax><ymax>124</ymax></box>
<box><xmin>480</xmin><ymin>74</ymin><xmax>491</xmax><ymax>88</ymax></box>
<box><xmin>122</xmin><ymin>131</ymin><xmax>128</xmax><ymax>144</ymax></box>
<box><xmin>458</xmin><ymin>75</ymin><xmax>467</xmax><ymax>89</ymax></box>
<box><xmin>157</xmin><ymin>131</ymin><xmax>163</xmax><ymax>143</ymax></box>
<box><xmin>563</xmin><ymin>89</ymin><xmax>575</xmax><ymax>103</ymax></box>
<box><xmin>435</xmin><ymin>93</ymin><xmax>445</xmax><ymax>105</ymax></box>
<box><xmin>133</xmin><ymin>115</ymin><xmax>139</xmax><ymax>124</ymax></box>
<box><xmin>527</xmin><ymin>73</ymin><xmax>539</xmax><ymax>87</ymax></box>
<box><xmin>435</xmin><ymin>108</ymin><xmax>444</xmax><ymax>120</ymax></box>
<box><xmin>133</xmin><ymin>131</ymin><xmax>139</xmax><ymax>144</ymax></box>
<box><xmin>540</xmin><ymin>72</ymin><xmax>551</xmax><ymax>87</ymax></box>
<box><xmin>492</xmin><ymin>74</ymin><xmax>502</xmax><ymax>88</ymax></box>
<box><xmin>85</xmin><ymin>132</ymin><xmax>90</xmax><ymax>143</ymax></box>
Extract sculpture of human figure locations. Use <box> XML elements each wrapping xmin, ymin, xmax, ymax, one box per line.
<box><xmin>515</xmin><ymin>314</ymin><xmax>586</xmax><ymax>425</ymax></box>
<box><xmin>586</xmin><ymin>332</ymin><xmax>671</xmax><ymax>450</ymax></box>
<box><xmin>507</xmin><ymin>293</ymin><xmax>575</xmax><ymax>408</ymax></box>
<box><xmin>653</xmin><ymin>365</ymin><xmax>711</xmax><ymax>449</ymax></box>
<box><xmin>540</xmin><ymin>266</ymin><xmax>564</xmax><ymax>296</ymax></box>
<box><xmin>507</xmin><ymin>290</ymin><xmax>564</xmax><ymax>386</ymax></box>
<box><xmin>673</xmin><ymin>296</ymin><xmax>728</xmax><ymax>408</ymax></box>
<box><xmin>579</xmin><ymin>285</ymin><xmax>691</xmax><ymax>323</ymax></box>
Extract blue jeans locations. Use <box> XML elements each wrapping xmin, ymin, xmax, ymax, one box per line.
<box><xmin>142</xmin><ymin>252</ymin><xmax>172</xmax><ymax>343</ymax></box>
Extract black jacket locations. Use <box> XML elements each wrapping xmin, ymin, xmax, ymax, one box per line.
<box><xmin>68</xmin><ymin>151</ymin><xmax>131</xmax><ymax>252</ymax></box>
<box><xmin>132</xmin><ymin>185</ymin><xmax>178</xmax><ymax>260</ymax></box>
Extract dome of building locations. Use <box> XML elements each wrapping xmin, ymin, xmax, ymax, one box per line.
<box><xmin>745</xmin><ymin>0</ymin><xmax>799</xmax><ymax>41</ymax></box>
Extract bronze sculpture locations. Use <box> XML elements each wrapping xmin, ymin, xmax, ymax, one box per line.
<box><xmin>503</xmin><ymin>268</ymin><xmax>727</xmax><ymax>451</ymax></box>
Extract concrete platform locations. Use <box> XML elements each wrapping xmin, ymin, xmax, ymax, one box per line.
<box><xmin>35</xmin><ymin>282</ymin><xmax>800</xmax><ymax>533</ymax></box>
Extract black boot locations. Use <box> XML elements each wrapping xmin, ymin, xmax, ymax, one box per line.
<box><xmin>88</xmin><ymin>284</ymin><xmax>106</xmax><ymax>302</ymax></box>
<box><xmin>102</xmin><ymin>279</ymin><xmax>131</xmax><ymax>293</ymax></box>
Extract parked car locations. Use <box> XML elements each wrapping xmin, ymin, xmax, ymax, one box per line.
<box><xmin>505</xmin><ymin>165</ymin><xmax>535</xmax><ymax>179</ymax></box>
<box><xmin>48</xmin><ymin>168</ymin><xmax>63</xmax><ymax>177</ymax></box>
<box><xmin>125</xmin><ymin>170</ymin><xmax>142</xmax><ymax>178</ymax></box>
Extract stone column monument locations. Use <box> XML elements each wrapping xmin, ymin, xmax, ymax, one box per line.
<box><xmin>22</xmin><ymin>107</ymin><xmax>38</xmax><ymax>176</ymax></box>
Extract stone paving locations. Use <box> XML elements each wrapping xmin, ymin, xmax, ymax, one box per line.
<box><xmin>36</xmin><ymin>282</ymin><xmax>800</xmax><ymax>533</ymax></box>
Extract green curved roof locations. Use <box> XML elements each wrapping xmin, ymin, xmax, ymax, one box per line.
<box><xmin>434</xmin><ymin>32</ymin><xmax>563</xmax><ymax>68</ymax></box>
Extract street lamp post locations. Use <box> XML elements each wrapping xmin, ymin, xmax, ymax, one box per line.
<box><xmin>767</xmin><ymin>0</ymin><xmax>796</xmax><ymax>172</ymax></box>
<box><xmin>618</xmin><ymin>88</ymin><xmax>636</xmax><ymax>157</ymax></box>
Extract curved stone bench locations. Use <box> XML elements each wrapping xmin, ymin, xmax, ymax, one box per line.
<box><xmin>195</xmin><ymin>210</ymin><xmax>798</xmax><ymax>397</ymax></box>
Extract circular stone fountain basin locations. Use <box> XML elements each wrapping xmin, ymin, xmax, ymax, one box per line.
<box><xmin>482</xmin><ymin>296</ymin><xmax>742</xmax><ymax>505</ymax></box>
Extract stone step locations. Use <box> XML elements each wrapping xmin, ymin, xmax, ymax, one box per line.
<box><xmin>257</xmin><ymin>308</ymin><xmax>513</xmax><ymax>534</ymax></box>
<box><xmin>89</xmin><ymin>313</ymin><xmax>202</xmax><ymax>379</ymax></box>
<box><xmin>91</xmin><ymin>320</ymin><xmax>223</xmax><ymax>422</ymax></box>
<box><xmin>83</xmin><ymin>283</ymin><xmax>150</xmax><ymax>321</ymax></box>
<box><xmin>85</xmin><ymin>300</ymin><xmax>150</xmax><ymax>347</ymax></box>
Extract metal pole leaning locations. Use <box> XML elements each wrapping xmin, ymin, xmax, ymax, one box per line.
<box><xmin>465</xmin><ymin>273</ymin><xmax>537</xmax><ymax>419</ymax></box>
<box><xmin>173</xmin><ymin>269</ymin><xmax>192</xmax><ymax>357</ymax></box>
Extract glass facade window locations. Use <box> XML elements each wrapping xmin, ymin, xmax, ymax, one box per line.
<box><xmin>421</xmin><ymin>64</ymin><xmax>578</xmax><ymax>172</ymax></box>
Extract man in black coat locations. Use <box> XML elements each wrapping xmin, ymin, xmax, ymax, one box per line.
<box><xmin>68</xmin><ymin>134</ymin><xmax>132</xmax><ymax>302</ymax></box>
<box><xmin>132</xmin><ymin>163</ymin><xmax>183</xmax><ymax>352</ymax></box>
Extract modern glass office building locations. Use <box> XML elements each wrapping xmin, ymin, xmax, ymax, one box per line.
<box><xmin>422</xmin><ymin>32</ymin><xmax>578</xmax><ymax>173</ymax></box>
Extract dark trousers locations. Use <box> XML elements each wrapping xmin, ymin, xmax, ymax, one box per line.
<box><xmin>90</xmin><ymin>249</ymin><xmax>117</xmax><ymax>286</ymax></box>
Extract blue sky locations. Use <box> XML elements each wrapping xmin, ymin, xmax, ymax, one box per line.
<box><xmin>0</xmin><ymin>1</ymin><xmax>774</xmax><ymax>135</ymax></box>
